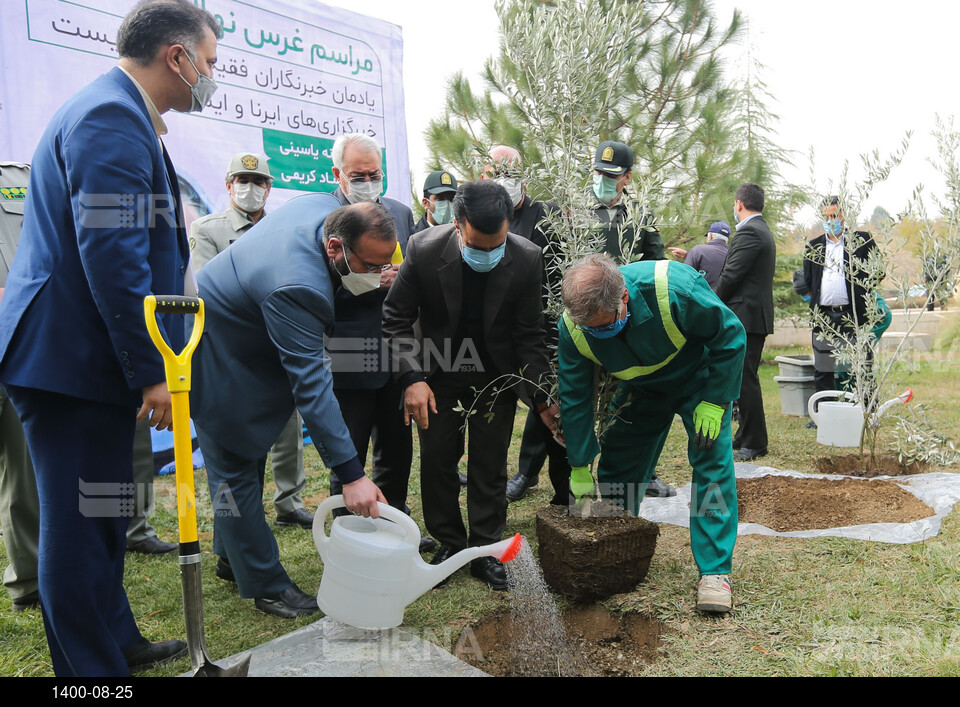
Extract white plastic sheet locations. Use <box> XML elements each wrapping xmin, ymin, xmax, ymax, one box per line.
<box><xmin>637</xmin><ymin>464</ymin><xmax>960</xmax><ymax>544</ymax></box>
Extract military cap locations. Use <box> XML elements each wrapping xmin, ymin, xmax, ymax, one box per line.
<box><xmin>594</xmin><ymin>141</ymin><xmax>634</xmax><ymax>176</ymax></box>
<box><xmin>423</xmin><ymin>170</ymin><xmax>458</xmax><ymax>195</ymax></box>
<box><xmin>226</xmin><ymin>153</ymin><xmax>272</xmax><ymax>180</ymax></box>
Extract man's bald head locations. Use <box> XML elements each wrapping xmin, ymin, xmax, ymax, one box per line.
<box><xmin>488</xmin><ymin>145</ymin><xmax>521</xmax><ymax>166</ymax></box>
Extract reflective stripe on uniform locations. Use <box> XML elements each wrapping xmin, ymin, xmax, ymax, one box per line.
<box><xmin>562</xmin><ymin>260</ymin><xmax>686</xmax><ymax>380</ymax></box>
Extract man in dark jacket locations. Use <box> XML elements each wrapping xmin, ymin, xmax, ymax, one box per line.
<box><xmin>716</xmin><ymin>184</ymin><xmax>776</xmax><ymax>462</ymax></box>
<box><xmin>802</xmin><ymin>196</ymin><xmax>883</xmax><ymax>397</ymax></box>
<box><xmin>592</xmin><ymin>140</ymin><xmax>665</xmax><ymax>263</ymax></box>
<box><xmin>383</xmin><ymin>181</ymin><xmax>556</xmax><ymax>591</ymax></box>
<box><xmin>481</xmin><ymin>146</ymin><xmax>570</xmax><ymax>505</ymax></box>
<box><xmin>669</xmin><ymin>222</ymin><xmax>731</xmax><ymax>289</ymax></box>
<box><xmin>413</xmin><ymin>170</ymin><xmax>458</xmax><ymax>233</ymax></box>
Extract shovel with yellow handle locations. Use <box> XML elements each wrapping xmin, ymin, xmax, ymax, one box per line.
<box><xmin>144</xmin><ymin>295</ymin><xmax>251</xmax><ymax>677</ymax></box>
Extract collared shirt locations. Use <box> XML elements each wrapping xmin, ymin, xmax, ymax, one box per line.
<box><xmin>117</xmin><ymin>66</ymin><xmax>168</xmax><ymax>138</ymax></box>
<box><xmin>735</xmin><ymin>213</ymin><xmax>761</xmax><ymax>230</ymax></box>
<box><xmin>819</xmin><ymin>233</ymin><xmax>850</xmax><ymax>306</ymax></box>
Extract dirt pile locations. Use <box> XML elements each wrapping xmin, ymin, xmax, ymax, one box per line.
<box><xmin>737</xmin><ymin>475</ymin><xmax>934</xmax><ymax>532</ymax></box>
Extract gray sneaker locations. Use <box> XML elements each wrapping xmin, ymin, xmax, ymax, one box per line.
<box><xmin>697</xmin><ymin>574</ymin><xmax>732</xmax><ymax>614</ymax></box>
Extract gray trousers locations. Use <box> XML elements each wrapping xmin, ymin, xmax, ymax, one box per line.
<box><xmin>0</xmin><ymin>385</ymin><xmax>39</xmax><ymax>600</ymax></box>
<box><xmin>269</xmin><ymin>411</ymin><xmax>304</xmax><ymax>514</ymax></box>
<box><xmin>125</xmin><ymin>418</ymin><xmax>160</xmax><ymax>545</ymax></box>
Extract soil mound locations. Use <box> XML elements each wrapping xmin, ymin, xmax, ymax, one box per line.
<box><xmin>815</xmin><ymin>453</ymin><xmax>926</xmax><ymax>478</ymax></box>
<box><xmin>737</xmin><ymin>475</ymin><xmax>934</xmax><ymax>532</ymax></box>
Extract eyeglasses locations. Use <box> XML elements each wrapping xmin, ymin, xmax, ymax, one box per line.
<box><xmin>577</xmin><ymin>303</ymin><xmax>625</xmax><ymax>333</ymax></box>
<box><xmin>346</xmin><ymin>171</ymin><xmax>383</xmax><ymax>183</ymax></box>
<box><xmin>578</xmin><ymin>319</ymin><xmax>620</xmax><ymax>334</ymax></box>
<box><xmin>344</xmin><ymin>245</ymin><xmax>391</xmax><ymax>273</ymax></box>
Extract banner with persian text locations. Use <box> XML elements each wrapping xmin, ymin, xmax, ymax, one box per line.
<box><xmin>0</xmin><ymin>0</ymin><xmax>409</xmax><ymax>223</ymax></box>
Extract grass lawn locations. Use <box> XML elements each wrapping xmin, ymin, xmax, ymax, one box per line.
<box><xmin>2</xmin><ymin>343</ymin><xmax>960</xmax><ymax>677</ymax></box>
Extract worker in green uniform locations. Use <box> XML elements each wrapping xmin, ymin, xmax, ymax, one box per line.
<box><xmin>556</xmin><ymin>253</ymin><xmax>746</xmax><ymax>613</ymax></box>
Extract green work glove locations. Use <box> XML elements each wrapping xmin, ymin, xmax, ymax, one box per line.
<box><xmin>693</xmin><ymin>401</ymin><xmax>725</xmax><ymax>450</ymax></box>
<box><xmin>570</xmin><ymin>466</ymin><xmax>595</xmax><ymax>502</ymax></box>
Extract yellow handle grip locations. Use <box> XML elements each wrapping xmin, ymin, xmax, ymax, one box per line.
<box><xmin>144</xmin><ymin>295</ymin><xmax>205</xmax><ymax>393</ymax></box>
<box><xmin>144</xmin><ymin>295</ymin><xmax>205</xmax><ymax>546</ymax></box>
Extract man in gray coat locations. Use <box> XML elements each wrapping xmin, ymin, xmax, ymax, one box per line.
<box><xmin>191</xmin><ymin>198</ymin><xmax>390</xmax><ymax>618</ymax></box>
<box><xmin>189</xmin><ymin>153</ymin><xmax>310</xmax><ymax>530</ymax></box>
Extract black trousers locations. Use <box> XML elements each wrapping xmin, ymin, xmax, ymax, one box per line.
<box><xmin>516</xmin><ymin>406</ymin><xmax>570</xmax><ymax>504</ymax></box>
<box><xmin>330</xmin><ymin>377</ymin><xmax>413</xmax><ymax>510</ymax></box>
<box><xmin>418</xmin><ymin>371</ymin><xmax>516</xmax><ymax>548</ymax></box>
<box><xmin>734</xmin><ymin>333</ymin><xmax>768</xmax><ymax>451</ymax></box>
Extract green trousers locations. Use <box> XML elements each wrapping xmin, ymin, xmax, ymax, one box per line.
<box><xmin>596</xmin><ymin>369</ymin><xmax>738</xmax><ymax>576</ymax></box>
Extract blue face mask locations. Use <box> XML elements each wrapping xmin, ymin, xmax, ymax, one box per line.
<box><xmin>581</xmin><ymin>306</ymin><xmax>630</xmax><ymax>339</ymax></box>
<box><xmin>593</xmin><ymin>173</ymin><xmax>620</xmax><ymax>204</ymax></box>
<box><xmin>431</xmin><ymin>200</ymin><xmax>454</xmax><ymax>225</ymax></box>
<box><xmin>459</xmin><ymin>228</ymin><xmax>506</xmax><ymax>273</ymax></box>
<box><xmin>823</xmin><ymin>219</ymin><xmax>843</xmax><ymax>237</ymax></box>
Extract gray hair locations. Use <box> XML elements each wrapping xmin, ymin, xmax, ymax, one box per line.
<box><xmin>332</xmin><ymin>133</ymin><xmax>382</xmax><ymax>170</ymax></box>
<box><xmin>562</xmin><ymin>253</ymin><xmax>625</xmax><ymax>325</ymax></box>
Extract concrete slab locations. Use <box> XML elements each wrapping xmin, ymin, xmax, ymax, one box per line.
<box><xmin>180</xmin><ymin>617</ymin><xmax>488</xmax><ymax>677</ymax></box>
<box><xmin>879</xmin><ymin>331</ymin><xmax>933</xmax><ymax>351</ymax></box>
<box><xmin>768</xmin><ymin>322</ymin><xmax>811</xmax><ymax>348</ymax></box>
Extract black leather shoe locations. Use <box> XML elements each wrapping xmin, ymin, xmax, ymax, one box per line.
<box><xmin>275</xmin><ymin>508</ymin><xmax>314</xmax><ymax>529</ymax></box>
<box><xmin>430</xmin><ymin>544</ymin><xmax>463</xmax><ymax>586</ymax></box>
<box><xmin>126</xmin><ymin>536</ymin><xmax>177</xmax><ymax>555</ymax></box>
<box><xmin>419</xmin><ymin>536</ymin><xmax>438</xmax><ymax>554</ymax></box>
<box><xmin>734</xmin><ymin>447</ymin><xmax>768</xmax><ymax>462</ymax></box>
<box><xmin>470</xmin><ymin>556</ymin><xmax>509</xmax><ymax>591</ymax></box>
<box><xmin>506</xmin><ymin>471</ymin><xmax>538</xmax><ymax>502</ymax></box>
<box><xmin>124</xmin><ymin>638</ymin><xmax>187</xmax><ymax>673</ymax></box>
<box><xmin>11</xmin><ymin>590</ymin><xmax>40</xmax><ymax>612</ymax></box>
<box><xmin>458</xmin><ymin>472</ymin><xmax>468</xmax><ymax>487</ymax></box>
<box><xmin>215</xmin><ymin>556</ymin><xmax>236</xmax><ymax>584</ymax></box>
<box><xmin>805</xmin><ymin>420</ymin><xmax>818</xmax><ymax>429</ymax></box>
<box><xmin>430</xmin><ymin>544</ymin><xmax>462</xmax><ymax>566</ymax></box>
<box><xmin>254</xmin><ymin>583</ymin><xmax>319</xmax><ymax>618</ymax></box>
<box><xmin>645</xmin><ymin>477</ymin><xmax>677</xmax><ymax>498</ymax></box>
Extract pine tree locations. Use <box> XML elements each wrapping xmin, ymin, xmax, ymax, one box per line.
<box><xmin>426</xmin><ymin>0</ymin><xmax>742</xmax><ymax>205</ymax></box>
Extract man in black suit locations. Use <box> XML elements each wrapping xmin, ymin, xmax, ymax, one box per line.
<box><xmin>716</xmin><ymin>184</ymin><xmax>776</xmax><ymax>462</ymax></box>
<box><xmin>382</xmin><ymin>180</ymin><xmax>557</xmax><ymax>591</ymax></box>
<box><xmin>802</xmin><ymin>196</ymin><xmax>882</xmax><ymax>399</ymax></box>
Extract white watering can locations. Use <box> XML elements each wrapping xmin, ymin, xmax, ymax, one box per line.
<box><xmin>807</xmin><ymin>389</ymin><xmax>913</xmax><ymax>448</ymax></box>
<box><xmin>313</xmin><ymin>495</ymin><xmax>522</xmax><ymax>630</ymax></box>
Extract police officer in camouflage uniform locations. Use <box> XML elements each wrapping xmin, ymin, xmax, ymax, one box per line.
<box><xmin>189</xmin><ymin>153</ymin><xmax>311</xmax><ymax>533</ymax></box>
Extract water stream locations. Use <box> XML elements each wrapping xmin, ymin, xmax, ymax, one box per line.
<box><xmin>504</xmin><ymin>538</ymin><xmax>586</xmax><ymax>677</ymax></box>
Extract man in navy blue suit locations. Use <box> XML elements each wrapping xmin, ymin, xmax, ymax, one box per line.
<box><xmin>0</xmin><ymin>0</ymin><xmax>221</xmax><ymax>677</ymax></box>
<box><xmin>191</xmin><ymin>199</ymin><xmax>391</xmax><ymax>618</ymax></box>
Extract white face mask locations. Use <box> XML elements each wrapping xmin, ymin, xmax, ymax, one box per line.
<box><xmin>495</xmin><ymin>177</ymin><xmax>523</xmax><ymax>208</ymax></box>
<box><xmin>344</xmin><ymin>180</ymin><xmax>383</xmax><ymax>204</ymax></box>
<box><xmin>232</xmin><ymin>182</ymin><xmax>267</xmax><ymax>213</ymax></box>
<box><xmin>338</xmin><ymin>246</ymin><xmax>382</xmax><ymax>295</ymax></box>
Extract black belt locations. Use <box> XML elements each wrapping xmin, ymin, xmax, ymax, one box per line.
<box><xmin>821</xmin><ymin>304</ymin><xmax>851</xmax><ymax>313</ymax></box>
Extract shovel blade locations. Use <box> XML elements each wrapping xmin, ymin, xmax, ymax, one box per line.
<box><xmin>193</xmin><ymin>653</ymin><xmax>251</xmax><ymax>677</ymax></box>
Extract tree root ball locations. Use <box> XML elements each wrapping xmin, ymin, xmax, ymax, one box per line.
<box><xmin>536</xmin><ymin>503</ymin><xmax>659</xmax><ymax>602</ymax></box>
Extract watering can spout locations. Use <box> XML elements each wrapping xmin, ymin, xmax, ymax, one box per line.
<box><xmin>405</xmin><ymin>533</ymin><xmax>523</xmax><ymax>604</ymax></box>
